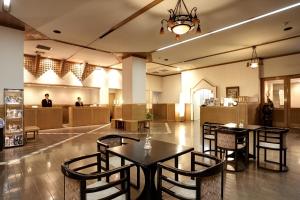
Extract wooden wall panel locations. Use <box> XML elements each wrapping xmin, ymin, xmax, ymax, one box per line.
<box><xmin>24</xmin><ymin>108</ymin><xmax>37</xmax><ymax>127</ymax></box>
<box><xmin>289</xmin><ymin>108</ymin><xmax>300</xmax><ymax>127</ymax></box>
<box><xmin>113</xmin><ymin>106</ymin><xmax>122</xmax><ymax>119</ymax></box>
<box><xmin>122</xmin><ymin>104</ymin><xmax>146</xmax><ymax>120</ymax></box>
<box><xmin>69</xmin><ymin>107</ymin><xmax>110</xmax><ymax>127</ymax></box>
<box><xmin>0</xmin><ymin>105</ymin><xmax>4</xmax><ymax>119</ymax></box>
<box><xmin>185</xmin><ymin>104</ymin><xmax>191</xmax><ymax>121</ymax></box>
<box><xmin>36</xmin><ymin>108</ymin><xmax>63</xmax><ymax>129</ymax></box>
<box><xmin>167</xmin><ymin>104</ymin><xmax>176</xmax><ymax>121</ymax></box>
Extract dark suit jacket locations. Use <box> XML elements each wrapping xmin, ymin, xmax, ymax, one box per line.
<box><xmin>75</xmin><ymin>101</ymin><xmax>83</xmax><ymax>106</ymax></box>
<box><xmin>42</xmin><ymin>99</ymin><xmax>52</xmax><ymax>107</ymax></box>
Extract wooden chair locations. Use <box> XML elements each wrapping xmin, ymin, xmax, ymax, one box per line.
<box><xmin>61</xmin><ymin>152</ymin><xmax>133</xmax><ymax>200</ymax></box>
<box><xmin>215</xmin><ymin>127</ymin><xmax>249</xmax><ymax>172</ymax></box>
<box><xmin>202</xmin><ymin>122</ymin><xmax>223</xmax><ymax>154</ymax></box>
<box><xmin>97</xmin><ymin>134</ymin><xmax>141</xmax><ymax>189</ymax></box>
<box><xmin>257</xmin><ymin>127</ymin><xmax>289</xmax><ymax>172</ymax></box>
<box><xmin>157</xmin><ymin>152</ymin><xmax>224</xmax><ymax>200</ymax></box>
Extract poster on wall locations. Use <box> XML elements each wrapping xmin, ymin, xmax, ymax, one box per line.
<box><xmin>226</xmin><ymin>86</ymin><xmax>240</xmax><ymax>98</ymax></box>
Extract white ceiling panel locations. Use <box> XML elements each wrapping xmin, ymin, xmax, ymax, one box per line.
<box><xmin>24</xmin><ymin>40</ymin><xmax>81</xmax><ymax>59</ymax></box>
<box><xmin>68</xmin><ymin>49</ymin><xmax>119</xmax><ymax>66</ymax></box>
<box><xmin>12</xmin><ymin>0</ymin><xmax>153</xmax><ymax>46</ymax></box>
<box><xmin>152</xmin><ymin>6</ymin><xmax>300</xmax><ymax>65</ymax></box>
<box><xmin>91</xmin><ymin>0</ymin><xmax>298</xmax><ymax>52</ymax></box>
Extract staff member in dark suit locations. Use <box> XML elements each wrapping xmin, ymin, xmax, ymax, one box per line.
<box><xmin>42</xmin><ymin>93</ymin><xmax>52</xmax><ymax>107</ymax></box>
<box><xmin>75</xmin><ymin>97</ymin><xmax>83</xmax><ymax>106</ymax></box>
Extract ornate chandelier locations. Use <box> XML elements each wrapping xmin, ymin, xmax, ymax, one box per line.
<box><xmin>160</xmin><ymin>0</ymin><xmax>201</xmax><ymax>40</ymax></box>
<box><xmin>247</xmin><ymin>46</ymin><xmax>262</xmax><ymax>68</ymax></box>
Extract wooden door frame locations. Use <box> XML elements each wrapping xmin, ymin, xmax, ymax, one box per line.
<box><xmin>261</xmin><ymin>73</ymin><xmax>300</xmax><ymax>128</ymax></box>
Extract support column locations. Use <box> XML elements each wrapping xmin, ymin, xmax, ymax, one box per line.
<box><xmin>122</xmin><ymin>56</ymin><xmax>146</xmax><ymax>120</ymax></box>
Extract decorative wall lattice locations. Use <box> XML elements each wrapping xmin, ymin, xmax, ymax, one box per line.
<box><xmin>36</xmin><ymin>58</ymin><xmax>62</xmax><ymax>77</ymax></box>
<box><xmin>82</xmin><ymin>64</ymin><xmax>96</xmax><ymax>81</ymax></box>
<box><xmin>24</xmin><ymin>55</ymin><xmax>36</xmax><ymax>75</ymax></box>
<box><xmin>61</xmin><ymin>61</ymin><xmax>85</xmax><ymax>81</ymax></box>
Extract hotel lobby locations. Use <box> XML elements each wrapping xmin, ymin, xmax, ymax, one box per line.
<box><xmin>1</xmin><ymin>0</ymin><xmax>300</xmax><ymax>199</ymax></box>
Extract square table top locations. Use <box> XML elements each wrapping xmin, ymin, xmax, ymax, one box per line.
<box><xmin>222</xmin><ymin>123</ymin><xmax>263</xmax><ymax>131</ymax></box>
<box><xmin>108</xmin><ymin>139</ymin><xmax>194</xmax><ymax>167</ymax></box>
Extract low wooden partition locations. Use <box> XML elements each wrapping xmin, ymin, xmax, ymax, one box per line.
<box><xmin>200</xmin><ymin>103</ymin><xmax>259</xmax><ymax>126</ymax></box>
<box><xmin>24</xmin><ymin>107</ymin><xmax>63</xmax><ymax>130</ymax></box>
<box><xmin>152</xmin><ymin>104</ymin><xmax>176</xmax><ymax>121</ymax></box>
<box><xmin>68</xmin><ymin>106</ymin><xmax>110</xmax><ymax>127</ymax></box>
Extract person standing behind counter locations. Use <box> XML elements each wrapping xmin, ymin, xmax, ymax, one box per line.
<box><xmin>75</xmin><ymin>97</ymin><xmax>83</xmax><ymax>106</ymax></box>
<box><xmin>42</xmin><ymin>93</ymin><xmax>52</xmax><ymax>107</ymax></box>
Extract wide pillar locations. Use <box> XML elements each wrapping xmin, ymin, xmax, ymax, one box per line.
<box><xmin>122</xmin><ymin>56</ymin><xmax>146</xmax><ymax>120</ymax></box>
<box><xmin>0</xmin><ymin>26</ymin><xmax>24</xmax><ymax>105</ymax></box>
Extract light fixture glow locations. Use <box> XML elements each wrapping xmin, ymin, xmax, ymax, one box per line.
<box><xmin>250</xmin><ymin>62</ymin><xmax>259</xmax><ymax>69</ymax></box>
<box><xmin>172</xmin><ymin>24</ymin><xmax>191</xmax><ymax>35</ymax></box>
<box><xmin>156</xmin><ymin>2</ymin><xmax>300</xmax><ymax>51</ymax></box>
<box><xmin>2</xmin><ymin>0</ymin><xmax>11</xmax><ymax>12</ymax></box>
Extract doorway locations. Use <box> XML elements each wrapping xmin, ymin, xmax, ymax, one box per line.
<box><xmin>262</xmin><ymin>75</ymin><xmax>300</xmax><ymax>128</ymax></box>
<box><xmin>193</xmin><ymin>89</ymin><xmax>214</xmax><ymax>121</ymax></box>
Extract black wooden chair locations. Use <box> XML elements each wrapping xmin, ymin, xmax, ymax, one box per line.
<box><xmin>61</xmin><ymin>152</ymin><xmax>133</xmax><ymax>200</ymax></box>
<box><xmin>97</xmin><ymin>134</ymin><xmax>141</xmax><ymax>189</ymax></box>
<box><xmin>157</xmin><ymin>152</ymin><xmax>224</xmax><ymax>200</ymax></box>
<box><xmin>202</xmin><ymin>122</ymin><xmax>223</xmax><ymax>154</ymax></box>
<box><xmin>256</xmin><ymin>127</ymin><xmax>289</xmax><ymax>172</ymax></box>
<box><xmin>215</xmin><ymin>127</ymin><xmax>249</xmax><ymax>172</ymax></box>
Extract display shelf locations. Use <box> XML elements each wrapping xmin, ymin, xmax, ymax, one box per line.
<box><xmin>4</xmin><ymin>88</ymin><xmax>24</xmax><ymax>148</ymax></box>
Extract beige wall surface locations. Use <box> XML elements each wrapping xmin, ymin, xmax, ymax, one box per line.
<box><xmin>146</xmin><ymin>75</ymin><xmax>162</xmax><ymax>92</ymax></box>
<box><xmin>181</xmin><ymin>61</ymin><xmax>260</xmax><ymax>103</ymax></box>
<box><xmin>160</xmin><ymin>74</ymin><xmax>181</xmax><ymax>103</ymax></box>
<box><xmin>24</xmin><ymin>85</ymin><xmax>100</xmax><ymax>105</ymax></box>
<box><xmin>262</xmin><ymin>53</ymin><xmax>300</xmax><ymax>78</ymax></box>
<box><xmin>0</xmin><ymin>26</ymin><xmax>24</xmax><ymax>104</ymax></box>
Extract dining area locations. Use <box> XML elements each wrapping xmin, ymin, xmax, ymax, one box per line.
<box><xmin>60</xmin><ymin>120</ymin><xmax>290</xmax><ymax>200</ymax></box>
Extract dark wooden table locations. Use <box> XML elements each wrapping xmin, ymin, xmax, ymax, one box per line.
<box><xmin>108</xmin><ymin>139</ymin><xmax>194</xmax><ymax>200</ymax></box>
<box><xmin>222</xmin><ymin>124</ymin><xmax>263</xmax><ymax>159</ymax></box>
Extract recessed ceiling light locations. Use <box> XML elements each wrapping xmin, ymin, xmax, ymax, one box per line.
<box><xmin>164</xmin><ymin>58</ymin><xmax>169</xmax><ymax>61</ymax></box>
<box><xmin>156</xmin><ymin>2</ymin><xmax>300</xmax><ymax>51</ymax></box>
<box><xmin>53</xmin><ymin>30</ymin><xmax>61</xmax><ymax>34</ymax></box>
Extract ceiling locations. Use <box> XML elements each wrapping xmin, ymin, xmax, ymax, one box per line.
<box><xmin>7</xmin><ymin>0</ymin><xmax>300</xmax><ymax>76</ymax></box>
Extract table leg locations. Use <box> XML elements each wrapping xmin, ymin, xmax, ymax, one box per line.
<box><xmin>253</xmin><ymin>130</ymin><xmax>256</xmax><ymax>159</ymax></box>
<box><xmin>137</xmin><ymin>165</ymin><xmax>158</xmax><ymax>200</ymax></box>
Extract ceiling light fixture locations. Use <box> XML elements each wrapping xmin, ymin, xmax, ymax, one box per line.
<box><xmin>2</xmin><ymin>0</ymin><xmax>11</xmax><ymax>12</ymax></box>
<box><xmin>247</xmin><ymin>46</ymin><xmax>261</xmax><ymax>69</ymax></box>
<box><xmin>156</xmin><ymin>2</ymin><xmax>300</xmax><ymax>51</ymax></box>
<box><xmin>160</xmin><ymin>0</ymin><xmax>200</xmax><ymax>40</ymax></box>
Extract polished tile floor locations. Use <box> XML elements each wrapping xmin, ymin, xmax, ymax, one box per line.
<box><xmin>1</xmin><ymin>121</ymin><xmax>300</xmax><ymax>199</ymax></box>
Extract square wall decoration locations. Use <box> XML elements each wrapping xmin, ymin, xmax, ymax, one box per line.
<box><xmin>226</xmin><ymin>86</ymin><xmax>240</xmax><ymax>98</ymax></box>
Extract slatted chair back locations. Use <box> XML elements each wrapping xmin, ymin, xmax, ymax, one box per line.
<box><xmin>157</xmin><ymin>152</ymin><xmax>224</xmax><ymax>200</ymax></box>
<box><xmin>61</xmin><ymin>152</ymin><xmax>133</xmax><ymax>200</ymax></box>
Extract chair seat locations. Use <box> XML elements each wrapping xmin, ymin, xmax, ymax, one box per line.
<box><xmin>259</xmin><ymin>142</ymin><xmax>280</xmax><ymax>149</ymax></box>
<box><xmin>170</xmin><ymin>179</ymin><xmax>196</xmax><ymax>199</ymax></box>
<box><xmin>110</xmin><ymin>156</ymin><xmax>132</xmax><ymax>168</ymax></box>
<box><xmin>87</xmin><ymin>180</ymin><xmax>126</xmax><ymax>200</ymax></box>
<box><xmin>204</xmin><ymin>135</ymin><xmax>215</xmax><ymax>140</ymax></box>
<box><xmin>237</xmin><ymin>144</ymin><xmax>246</xmax><ymax>149</ymax></box>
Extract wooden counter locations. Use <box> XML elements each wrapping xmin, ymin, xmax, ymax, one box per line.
<box><xmin>69</xmin><ymin>106</ymin><xmax>110</xmax><ymax>127</ymax></box>
<box><xmin>24</xmin><ymin>107</ymin><xmax>63</xmax><ymax>130</ymax></box>
<box><xmin>200</xmin><ymin>103</ymin><xmax>259</xmax><ymax>126</ymax></box>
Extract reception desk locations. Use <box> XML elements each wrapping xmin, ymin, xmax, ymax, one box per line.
<box><xmin>69</xmin><ymin>106</ymin><xmax>110</xmax><ymax>127</ymax></box>
<box><xmin>24</xmin><ymin>107</ymin><xmax>63</xmax><ymax>130</ymax></box>
<box><xmin>200</xmin><ymin>103</ymin><xmax>259</xmax><ymax>126</ymax></box>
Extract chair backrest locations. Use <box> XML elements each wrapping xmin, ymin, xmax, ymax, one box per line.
<box><xmin>257</xmin><ymin>127</ymin><xmax>289</xmax><ymax>148</ymax></box>
<box><xmin>203</xmin><ymin>122</ymin><xmax>223</xmax><ymax>135</ymax></box>
<box><xmin>216</xmin><ymin>127</ymin><xmax>247</xmax><ymax>150</ymax></box>
<box><xmin>61</xmin><ymin>152</ymin><xmax>132</xmax><ymax>200</ymax></box>
<box><xmin>158</xmin><ymin>152</ymin><xmax>224</xmax><ymax>200</ymax></box>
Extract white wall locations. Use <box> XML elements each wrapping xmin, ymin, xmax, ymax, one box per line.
<box><xmin>24</xmin><ymin>85</ymin><xmax>99</xmax><ymax>105</ymax></box>
<box><xmin>146</xmin><ymin>75</ymin><xmax>162</xmax><ymax>92</ymax></box>
<box><xmin>160</xmin><ymin>74</ymin><xmax>181</xmax><ymax>103</ymax></box>
<box><xmin>0</xmin><ymin>26</ymin><xmax>24</xmax><ymax>104</ymax></box>
<box><xmin>262</xmin><ymin>54</ymin><xmax>300</xmax><ymax>78</ymax></box>
<box><xmin>181</xmin><ymin>61</ymin><xmax>260</xmax><ymax>103</ymax></box>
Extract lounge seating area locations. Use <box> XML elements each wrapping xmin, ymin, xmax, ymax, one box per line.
<box><xmin>1</xmin><ymin>0</ymin><xmax>300</xmax><ymax>200</ymax></box>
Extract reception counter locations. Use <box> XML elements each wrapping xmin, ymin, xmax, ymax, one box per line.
<box><xmin>200</xmin><ymin>103</ymin><xmax>259</xmax><ymax>126</ymax></box>
<box><xmin>24</xmin><ymin>107</ymin><xmax>63</xmax><ymax>130</ymax></box>
<box><xmin>69</xmin><ymin>106</ymin><xmax>110</xmax><ymax>127</ymax></box>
